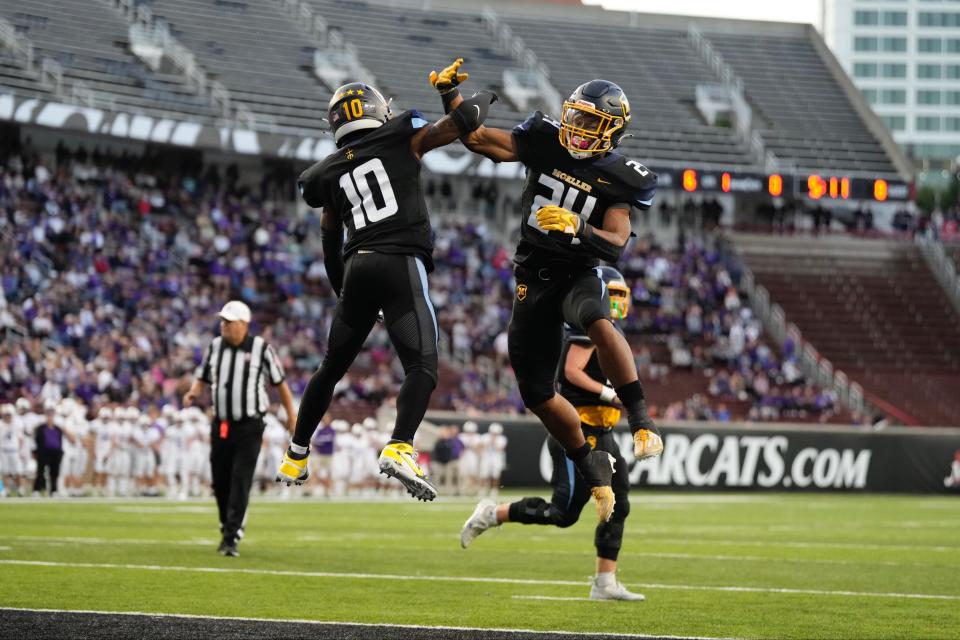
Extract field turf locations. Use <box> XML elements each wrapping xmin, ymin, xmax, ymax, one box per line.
<box><xmin>0</xmin><ymin>492</ymin><xmax>957</xmax><ymax>639</ymax></box>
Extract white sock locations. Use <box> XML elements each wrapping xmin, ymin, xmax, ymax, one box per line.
<box><xmin>289</xmin><ymin>442</ymin><xmax>308</xmax><ymax>455</ymax></box>
<box><xmin>595</xmin><ymin>571</ymin><xmax>616</xmax><ymax>587</ymax></box>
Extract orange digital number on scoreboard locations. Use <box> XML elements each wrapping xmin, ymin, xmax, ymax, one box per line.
<box><xmin>682</xmin><ymin>169</ymin><xmax>698</xmax><ymax>192</ymax></box>
<box><xmin>768</xmin><ymin>174</ymin><xmax>783</xmax><ymax>197</ymax></box>
<box><xmin>873</xmin><ymin>179</ymin><xmax>888</xmax><ymax>201</ymax></box>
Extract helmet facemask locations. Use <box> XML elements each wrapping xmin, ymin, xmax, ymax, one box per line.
<box><xmin>559</xmin><ymin>100</ymin><xmax>626</xmax><ymax>159</ymax></box>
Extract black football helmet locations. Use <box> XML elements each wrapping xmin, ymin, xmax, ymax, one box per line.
<box><xmin>559</xmin><ymin>80</ymin><xmax>631</xmax><ymax>159</ymax></box>
<box><xmin>328</xmin><ymin>82</ymin><xmax>392</xmax><ymax>146</ymax></box>
<box><xmin>599</xmin><ymin>266</ymin><xmax>631</xmax><ymax>320</ymax></box>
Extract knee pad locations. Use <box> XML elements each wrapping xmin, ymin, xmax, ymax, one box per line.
<box><xmin>509</xmin><ymin>496</ymin><xmax>567</xmax><ymax>526</ymax></box>
<box><xmin>612</xmin><ymin>493</ymin><xmax>630</xmax><ymax>521</ymax></box>
<box><xmin>595</xmin><ymin>518</ymin><xmax>625</xmax><ymax>560</ymax></box>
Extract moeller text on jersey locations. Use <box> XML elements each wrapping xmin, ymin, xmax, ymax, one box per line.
<box><xmin>551</xmin><ymin>168</ymin><xmax>593</xmax><ymax>194</ymax></box>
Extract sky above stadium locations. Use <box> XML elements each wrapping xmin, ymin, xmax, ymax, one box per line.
<box><xmin>582</xmin><ymin>0</ymin><xmax>821</xmax><ymax>27</ymax></box>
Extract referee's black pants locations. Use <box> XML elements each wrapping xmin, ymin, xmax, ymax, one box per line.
<box><xmin>210</xmin><ymin>417</ymin><xmax>264</xmax><ymax>543</ymax></box>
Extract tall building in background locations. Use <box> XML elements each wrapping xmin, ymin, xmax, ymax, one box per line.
<box><xmin>822</xmin><ymin>0</ymin><xmax>960</xmax><ymax>166</ymax></box>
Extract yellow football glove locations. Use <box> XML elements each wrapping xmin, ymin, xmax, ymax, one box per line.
<box><xmin>429</xmin><ymin>57</ymin><xmax>469</xmax><ymax>94</ymax></box>
<box><xmin>535</xmin><ymin>205</ymin><xmax>582</xmax><ymax>236</ymax></box>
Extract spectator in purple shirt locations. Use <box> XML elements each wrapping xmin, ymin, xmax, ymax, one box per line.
<box><xmin>33</xmin><ymin>406</ymin><xmax>72</xmax><ymax>495</ymax></box>
<box><xmin>309</xmin><ymin>420</ymin><xmax>335</xmax><ymax>497</ymax></box>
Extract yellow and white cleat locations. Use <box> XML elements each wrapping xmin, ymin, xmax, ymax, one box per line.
<box><xmin>275</xmin><ymin>450</ymin><xmax>310</xmax><ymax>486</ymax></box>
<box><xmin>378</xmin><ymin>442</ymin><xmax>438</xmax><ymax>501</ymax></box>
<box><xmin>634</xmin><ymin>428</ymin><xmax>664</xmax><ymax>460</ymax></box>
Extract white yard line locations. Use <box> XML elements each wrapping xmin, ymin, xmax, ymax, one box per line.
<box><xmin>3</xmin><ymin>534</ymin><xmax>955</xmax><ymax>569</ymax></box>
<box><xmin>1</xmin><ymin>559</ymin><xmax>958</xmax><ymax>601</ymax></box>
<box><xmin>0</xmin><ymin>606</ymin><xmax>734</xmax><ymax>640</ymax></box>
<box><xmin>513</xmin><ymin>595</ymin><xmax>597</xmax><ymax>602</ymax></box>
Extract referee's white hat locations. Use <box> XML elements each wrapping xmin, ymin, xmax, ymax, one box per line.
<box><xmin>218</xmin><ymin>300</ymin><xmax>252</xmax><ymax>323</ymax></box>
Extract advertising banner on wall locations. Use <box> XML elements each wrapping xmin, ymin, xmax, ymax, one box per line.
<box><xmin>425</xmin><ymin>414</ymin><xmax>960</xmax><ymax>494</ymax></box>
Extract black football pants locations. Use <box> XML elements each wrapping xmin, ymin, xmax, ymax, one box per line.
<box><xmin>210</xmin><ymin>417</ymin><xmax>264</xmax><ymax>543</ymax></box>
<box><xmin>293</xmin><ymin>252</ymin><xmax>438</xmax><ymax>447</ymax></box>
<box><xmin>508</xmin><ymin>427</ymin><xmax>631</xmax><ymax>561</ymax></box>
<box><xmin>33</xmin><ymin>452</ymin><xmax>62</xmax><ymax>495</ymax></box>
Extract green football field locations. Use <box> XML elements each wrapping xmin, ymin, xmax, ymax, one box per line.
<box><xmin>0</xmin><ymin>492</ymin><xmax>957</xmax><ymax>639</ymax></box>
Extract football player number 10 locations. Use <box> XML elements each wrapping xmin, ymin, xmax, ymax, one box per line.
<box><xmin>339</xmin><ymin>158</ymin><xmax>399</xmax><ymax>230</ymax></box>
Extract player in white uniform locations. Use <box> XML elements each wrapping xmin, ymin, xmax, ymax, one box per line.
<box><xmin>91</xmin><ymin>407</ymin><xmax>115</xmax><ymax>495</ymax></box>
<box><xmin>61</xmin><ymin>400</ymin><xmax>90</xmax><ymax>496</ymax></box>
<box><xmin>348</xmin><ymin>423</ymin><xmax>373</xmax><ymax>495</ymax></box>
<box><xmin>1</xmin><ymin>405</ymin><xmax>25</xmax><ymax>496</ymax></box>
<box><xmin>16</xmin><ymin>399</ymin><xmax>40</xmax><ymax>483</ymax></box>
<box><xmin>330</xmin><ymin>420</ymin><xmax>351</xmax><ymax>497</ymax></box>
<box><xmin>257</xmin><ymin>413</ymin><xmax>289</xmax><ymax>495</ymax></box>
<box><xmin>132</xmin><ymin>415</ymin><xmax>159</xmax><ymax>495</ymax></box>
<box><xmin>458</xmin><ymin>421</ymin><xmax>481</xmax><ymax>496</ymax></box>
<box><xmin>109</xmin><ymin>407</ymin><xmax>136</xmax><ymax>496</ymax></box>
<box><xmin>945</xmin><ymin>449</ymin><xmax>960</xmax><ymax>488</ymax></box>
<box><xmin>160</xmin><ymin>412</ymin><xmax>184</xmax><ymax>496</ymax></box>
<box><xmin>479</xmin><ymin>423</ymin><xmax>508</xmax><ymax>497</ymax></box>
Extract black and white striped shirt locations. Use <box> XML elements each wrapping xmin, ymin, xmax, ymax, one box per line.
<box><xmin>196</xmin><ymin>334</ymin><xmax>285</xmax><ymax>422</ymax></box>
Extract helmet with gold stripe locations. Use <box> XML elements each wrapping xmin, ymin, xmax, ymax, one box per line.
<box><xmin>599</xmin><ymin>266</ymin><xmax>631</xmax><ymax>321</ymax></box>
<box><xmin>559</xmin><ymin>80</ymin><xmax>630</xmax><ymax>159</ymax></box>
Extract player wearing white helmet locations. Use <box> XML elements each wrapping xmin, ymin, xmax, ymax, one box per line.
<box><xmin>307</xmin><ymin>416</ymin><xmax>335</xmax><ymax>498</ymax></box>
<box><xmin>478</xmin><ymin>423</ymin><xmax>507</xmax><ymax>497</ymax></box>
<box><xmin>458</xmin><ymin>421</ymin><xmax>481</xmax><ymax>496</ymax></box>
<box><xmin>59</xmin><ymin>400</ymin><xmax>90</xmax><ymax>496</ymax></box>
<box><xmin>257</xmin><ymin>411</ymin><xmax>289</xmax><ymax>495</ymax></box>
<box><xmin>330</xmin><ymin>420</ymin><xmax>351</xmax><ymax>497</ymax></box>
<box><xmin>91</xmin><ymin>406</ymin><xmax>115</xmax><ymax>495</ymax></box>
<box><xmin>132</xmin><ymin>415</ymin><xmax>160</xmax><ymax>495</ymax></box>
<box><xmin>1</xmin><ymin>405</ymin><xmax>25</xmax><ymax>496</ymax></box>
<box><xmin>160</xmin><ymin>410</ymin><xmax>186</xmax><ymax>497</ymax></box>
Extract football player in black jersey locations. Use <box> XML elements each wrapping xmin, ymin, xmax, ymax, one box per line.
<box><xmin>276</xmin><ymin>80</ymin><xmax>498</xmax><ymax>501</ymax></box>
<box><xmin>460</xmin><ymin>267</ymin><xmax>644</xmax><ymax>601</ymax></box>
<box><xmin>430</xmin><ymin>59</ymin><xmax>662</xmax><ymax>521</ymax></box>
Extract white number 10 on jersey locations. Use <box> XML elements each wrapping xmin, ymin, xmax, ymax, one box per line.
<box><xmin>338</xmin><ymin>158</ymin><xmax>399</xmax><ymax>229</ymax></box>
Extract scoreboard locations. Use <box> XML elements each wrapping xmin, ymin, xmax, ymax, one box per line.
<box><xmin>654</xmin><ymin>168</ymin><xmax>911</xmax><ymax>202</ymax></box>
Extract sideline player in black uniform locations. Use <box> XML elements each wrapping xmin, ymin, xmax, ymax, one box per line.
<box><xmin>459</xmin><ymin>267</ymin><xmax>643</xmax><ymax>601</ymax></box>
<box><xmin>276</xmin><ymin>81</ymin><xmax>498</xmax><ymax>500</ymax></box>
<box><xmin>430</xmin><ymin>59</ymin><xmax>662</xmax><ymax>521</ymax></box>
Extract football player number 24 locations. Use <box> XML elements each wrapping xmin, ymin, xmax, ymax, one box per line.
<box><xmin>339</xmin><ymin>158</ymin><xmax>399</xmax><ymax>229</ymax></box>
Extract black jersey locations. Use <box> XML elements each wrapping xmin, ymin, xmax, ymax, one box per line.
<box><xmin>557</xmin><ymin>325</ymin><xmax>620</xmax><ymax>409</ymax></box>
<box><xmin>298</xmin><ymin>110</ymin><xmax>436</xmax><ymax>271</ymax></box>
<box><xmin>512</xmin><ymin>112</ymin><xmax>657</xmax><ymax>269</ymax></box>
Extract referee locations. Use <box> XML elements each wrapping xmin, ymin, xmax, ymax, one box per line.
<box><xmin>183</xmin><ymin>300</ymin><xmax>296</xmax><ymax>557</ymax></box>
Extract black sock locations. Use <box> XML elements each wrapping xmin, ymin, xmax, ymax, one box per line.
<box><xmin>615</xmin><ymin>380</ymin><xmax>655</xmax><ymax>436</ymax></box>
<box><xmin>286</xmin><ymin>449</ymin><xmax>307</xmax><ymax>461</ymax></box>
<box><xmin>391</xmin><ymin>369</ymin><xmax>436</xmax><ymax>442</ymax></box>
<box><xmin>292</xmin><ymin>367</ymin><xmax>338</xmax><ymax>448</ymax></box>
<box><xmin>565</xmin><ymin>443</ymin><xmax>591</xmax><ymax>462</ymax></box>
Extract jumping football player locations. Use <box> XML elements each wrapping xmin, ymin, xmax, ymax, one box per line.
<box><xmin>276</xmin><ymin>80</ymin><xmax>498</xmax><ymax>501</ymax></box>
<box><xmin>430</xmin><ymin>59</ymin><xmax>662</xmax><ymax>521</ymax></box>
<box><xmin>459</xmin><ymin>267</ymin><xmax>644</xmax><ymax>601</ymax></box>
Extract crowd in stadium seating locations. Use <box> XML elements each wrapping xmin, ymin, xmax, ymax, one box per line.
<box><xmin>1</xmin><ymin>142</ymin><xmax>844</xmax><ymax>429</ymax></box>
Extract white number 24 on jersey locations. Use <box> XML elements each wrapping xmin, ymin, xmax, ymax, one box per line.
<box><xmin>528</xmin><ymin>173</ymin><xmax>597</xmax><ymax>234</ymax></box>
<box><xmin>338</xmin><ymin>158</ymin><xmax>398</xmax><ymax>229</ymax></box>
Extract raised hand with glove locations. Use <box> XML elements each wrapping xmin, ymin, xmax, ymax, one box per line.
<box><xmin>429</xmin><ymin>57</ymin><xmax>469</xmax><ymax>96</ymax></box>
